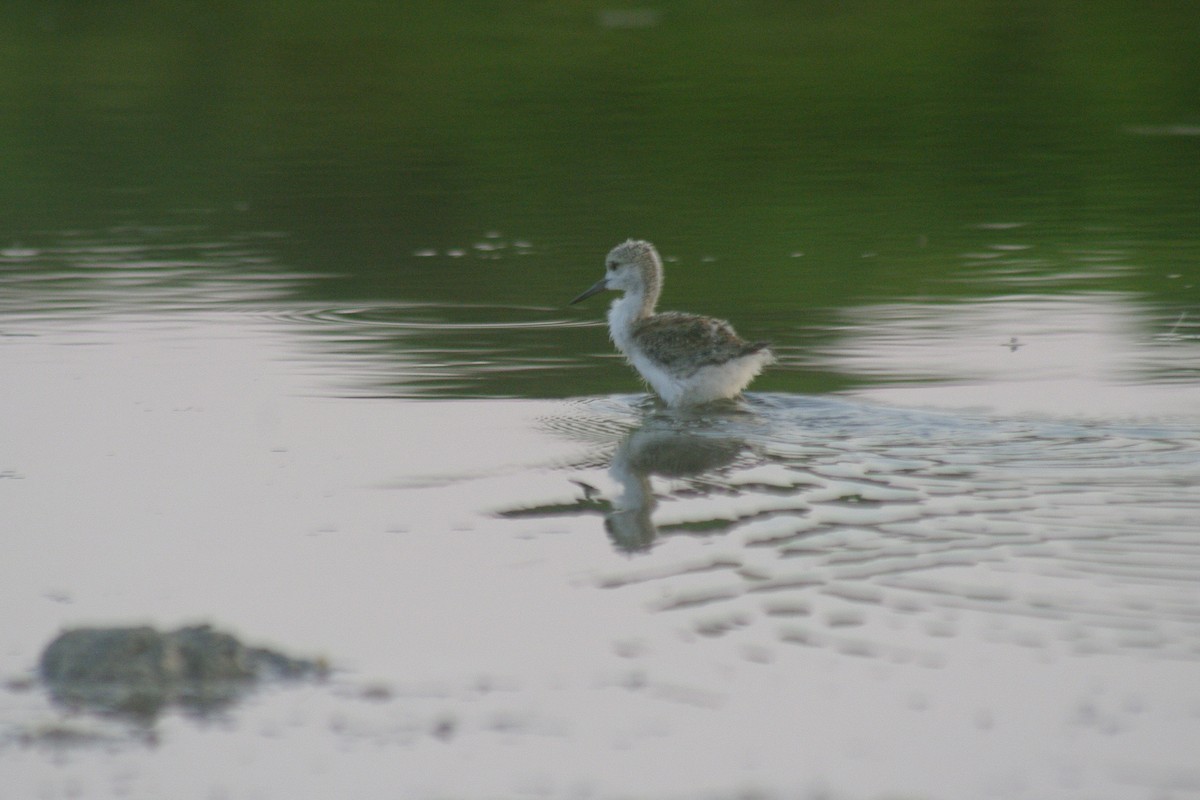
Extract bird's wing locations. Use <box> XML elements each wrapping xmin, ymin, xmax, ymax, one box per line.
<box><xmin>633</xmin><ymin>312</ymin><xmax>770</xmax><ymax>375</ymax></box>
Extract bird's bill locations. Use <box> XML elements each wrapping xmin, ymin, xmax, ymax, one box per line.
<box><xmin>569</xmin><ymin>277</ymin><xmax>609</xmax><ymax>305</ymax></box>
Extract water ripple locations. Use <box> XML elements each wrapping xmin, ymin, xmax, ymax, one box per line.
<box><xmin>505</xmin><ymin>394</ymin><xmax>1200</xmax><ymax>665</ymax></box>
<box><xmin>262</xmin><ymin>303</ymin><xmax>580</xmax><ymax>332</ymax></box>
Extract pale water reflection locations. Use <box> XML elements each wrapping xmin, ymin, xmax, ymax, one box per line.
<box><xmin>2</xmin><ymin>230</ymin><xmax>1199</xmax><ymax>799</ymax></box>
<box><xmin>822</xmin><ymin>294</ymin><xmax>1200</xmax><ymax>417</ymax></box>
<box><xmin>516</xmin><ymin>395</ymin><xmax>1200</xmax><ymax>660</ymax></box>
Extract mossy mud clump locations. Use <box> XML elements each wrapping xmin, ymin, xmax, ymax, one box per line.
<box><xmin>38</xmin><ymin>624</ymin><xmax>326</xmax><ymax>720</ymax></box>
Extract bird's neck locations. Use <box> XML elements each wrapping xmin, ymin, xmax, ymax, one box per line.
<box><xmin>607</xmin><ymin>289</ymin><xmax>655</xmax><ymax>354</ymax></box>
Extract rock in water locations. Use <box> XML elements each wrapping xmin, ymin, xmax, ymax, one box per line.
<box><xmin>38</xmin><ymin>624</ymin><xmax>325</xmax><ymax>719</ymax></box>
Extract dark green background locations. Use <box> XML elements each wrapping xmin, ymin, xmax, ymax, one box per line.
<box><xmin>3</xmin><ymin>1</ymin><xmax>1198</xmax><ymax>397</ymax></box>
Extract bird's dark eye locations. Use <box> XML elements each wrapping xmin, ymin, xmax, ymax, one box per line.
<box><xmin>606</xmin><ymin>261</ymin><xmax>616</xmax><ymax>271</ymax></box>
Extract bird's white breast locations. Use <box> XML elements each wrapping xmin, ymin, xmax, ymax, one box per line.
<box><xmin>606</xmin><ymin>292</ymin><xmax>771</xmax><ymax>405</ymax></box>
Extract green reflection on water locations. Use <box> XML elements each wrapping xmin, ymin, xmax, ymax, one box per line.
<box><xmin>1</xmin><ymin>2</ymin><xmax>1197</xmax><ymax>399</ymax></box>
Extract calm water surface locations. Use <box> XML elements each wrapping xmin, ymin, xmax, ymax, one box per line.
<box><xmin>3</xmin><ymin>4</ymin><xmax>1200</xmax><ymax>799</ymax></box>
<box><xmin>3</xmin><ymin>222</ymin><xmax>1199</xmax><ymax>800</ymax></box>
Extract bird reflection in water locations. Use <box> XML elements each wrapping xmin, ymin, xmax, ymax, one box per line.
<box><xmin>602</xmin><ymin>412</ymin><xmax>749</xmax><ymax>552</ymax></box>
